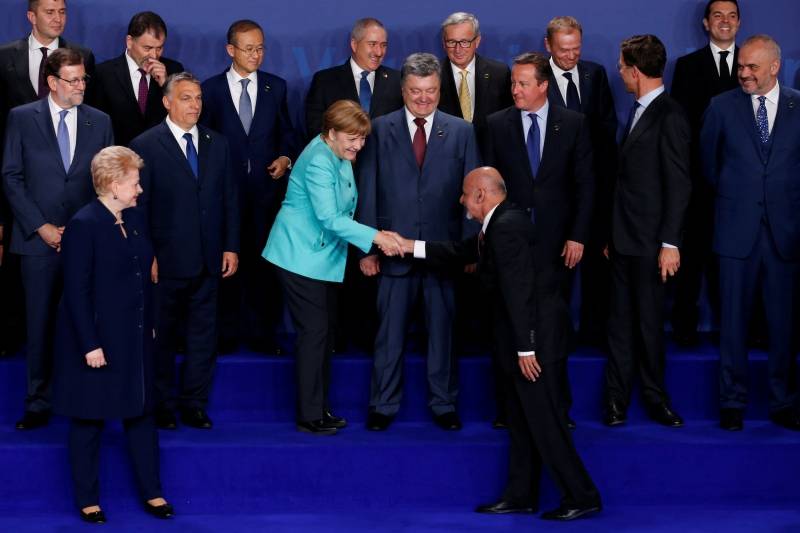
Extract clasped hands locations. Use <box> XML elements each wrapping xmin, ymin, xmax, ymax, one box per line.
<box><xmin>361</xmin><ymin>231</ymin><xmax>415</xmax><ymax>276</ymax></box>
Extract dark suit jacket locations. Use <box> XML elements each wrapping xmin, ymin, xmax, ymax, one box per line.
<box><xmin>484</xmin><ymin>104</ymin><xmax>594</xmax><ymax>275</ymax></box>
<box><xmin>304</xmin><ymin>60</ymin><xmax>402</xmax><ymax>141</ymax></box>
<box><xmin>0</xmin><ymin>36</ymin><xmax>95</xmax><ymax>140</ymax></box>
<box><xmin>200</xmin><ymin>68</ymin><xmax>298</xmax><ymax>207</ymax></box>
<box><xmin>88</xmin><ymin>53</ymin><xmax>184</xmax><ymax>147</ymax></box>
<box><xmin>425</xmin><ymin>201</ymin><xmax>539</xmax><ymax>365</ymax></box>
<box><xmin>356</xmin><ymin>108</ymin><xmax>479</xmax><ymax>276</ymax></box>
<box><xmin>2</xmin><ymin>98</ymin><xmax>112</xmax><ymax>255</ymax></box>
<box><xmin>701</xmin><ymin>85</ymin><xmax>800</xmax><ymax>261</ymax></box>
<box><xmin>130</xmin><ymin>121</ymin><xmax>239</xmax><ymax>279</ymax></box>
<box><xmin>612</xmin><ymin>92</ymin><xmax>691</xmax><ymax>256</ymax></box>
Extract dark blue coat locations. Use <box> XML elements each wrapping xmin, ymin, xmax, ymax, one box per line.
<box><xmin>53</xmin><ymin>200</ymin><xmax>155</xmax><ymax>419</ymax></box>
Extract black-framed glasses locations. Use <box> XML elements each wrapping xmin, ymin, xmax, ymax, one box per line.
<box><xmin>57</xmin><ymin>75</ymin><xmax>90</xmax><ymax>87</ymax></box>
<box><xmin>231</xmin><ymin>45</ymin><xmax>265</xmax><ymax>57</ymax></box>
<box><xmin>444</xmin><ymin>36</ymin><xmax>478</xmax><ymax>49</ymax></box>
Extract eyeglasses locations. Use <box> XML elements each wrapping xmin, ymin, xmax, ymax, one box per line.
<box><xmin>231</xmin><ymin>45</ymin><xmax>265</xmax><ymax>57</ymax></box>
<box><xmin>444</xmin><ymin>36</ymin><xmax>478</xmax><ymax>49</ymax></box>
<box><xmin>57</xmin><ymin>75</ymin><xmax>90</xmax><ymax>87</ymax></box>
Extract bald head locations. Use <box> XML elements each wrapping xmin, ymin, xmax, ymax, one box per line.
<box><xmin>460</xmin><ymin>167</ymin><xmax>507</xmax><ymax>222</ymax></box>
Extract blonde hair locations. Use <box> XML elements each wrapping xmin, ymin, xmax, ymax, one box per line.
<box><xmin>321</xmin><ymin>100</ymin><xmax>371</xmax><ymax>136</ymax></box>
<box><xmin>91</xmin><ymin>146</ymin><xmax>144</xmax><ymax>195</ymax></box>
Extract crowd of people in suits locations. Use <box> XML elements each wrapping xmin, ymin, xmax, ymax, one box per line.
<box><xmin>0</xmin><ymin>0</ymin><xmax>798</xmax><ymax>524</ymax></box>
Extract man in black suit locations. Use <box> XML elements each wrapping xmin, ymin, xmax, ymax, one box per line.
<box><xmin>484</xmin><ymin>52</ymin><xmax>595</xmax><ymax>430</ymax></box>
<box><xmin>544</xmin><ymin>16</ymin><xmax>618</xmax><ymax>349</ymax></box>
<box><xmin>389</xmin><ymin>167</ymin><xmax>601</xmax><ymax>521</ymax></box>
<box><xmin>670</xmin><ymin>0</ymin><xmax>741</xmax><ymax>345</ymax></box>
<box><xmin>89</xmin><ymin>11</ymin><xmax>184</xmax><ymax>147</ymax></box>
<box><xmin>437</xmin><ymin>12</ymin><xmax>512</xmax><ymax>154</ymax></box>
<box><xmin>130</xmin><ymin>73</ymin><xmax>239</xmax><ymax>430</ymax></box>
<box><xmin>605</xmin><ymin>35</ymin><xmax>691</xmax><ymax>427</ymax></box>
<box><xmin>304</xmin><ymin>17</ymin><xmax>402</xmax><ymax>140</ymax></box>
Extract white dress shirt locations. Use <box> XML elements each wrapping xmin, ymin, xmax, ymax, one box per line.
<box><xmin>751</xmin><ymin>81</ymin><xmax>780</xmax><ymax>135</ymax></box>
<box><xmin>405</xmin><ymin>107</ymin><xmax>435</xmax><ymax>143</ymax></box>
<box><xmin>549</xmin><ymin>57</ymin><xmax>581</xmax><ymax>104</ymax></box>
<box><xmin>520</xmin><ymin>100</ymin><xmax>549</xmax><ymax>158</ymax></box>
<box><xmin>450</xmin><ymin>56</ymin><xmax>476</xmax><ymax>117</ymax></box>
<box><xmin>350</xmin><ymin>57</ymin><xmax>375</xmax><ymax>97</ymax></box>
<box><xmin>165</xmin><ymin>116</ymin><xmax>199</xmax><ymax>157</ymax></box>
<box><xmin>125</xmin><ymin>50</ymin><xmax>150</xmax><ymax>100</ymax></box>
<box><xmin>28</xmin><ymin>34</ymin><xmax>58</xmax><ymax>94</ymax></box>
<box><xmin>226</xmin><ymin>65</ymin><xmax>258</xmax><ymax>114</ymax></box>
<box><xmin>48</xmin><ymin>95</ymin><xmax>77</xmax><ymax>166</ymax></box>
<box><xmin>709</xmin><ymin>41</ymin><xmax>735</xmax><ymax>76</ymax></box>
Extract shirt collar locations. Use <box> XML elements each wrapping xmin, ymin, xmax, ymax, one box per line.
<box><xmin>481</xmin><ymin>202</ymin><xmax>501</xmax><ymax>233</ymax></box>
<box><xmin>519</xmin><ymin>99</ymin><xmax>549</xmax><ymax>123</ymax></box>
<box><xmin>29</xmin><ymin>33</ymin><xmax>58</xmax><ymax>52</ymax></box>
<box><xmin>47</xmin><ymin>93</ymin><xmax>73</xmax><ymax>113</ymax></box>
<box><xmin>451</xmin><ymin>56</ymin><xmax>476</xmax><ymax>74</ymax></box>
<box><xmin>754</xmin><ymin>81</ymin><xmax>780</xmax><ymax>106</ymax></box>
<box><xmin>709</xmin><ymin>41</ymin><xmax>735</xmax><ymax>56</ymax></box>
<box><xmin>549</xmin><ymin>57</ymin><xmax>578</xmax><ymax>79</ymax></box>
<box><xmin>124</xmin><ymin>50</ymin><xmax>142</xmax><ymax>74</ymax></box>
<box><xmin>227</xmin><ymin>65</ymin><xmax>257</xmax><ymax>84</ymax></box>
<box><xmin>404</xmin><ymin>107</ymin><xmax>436</xmax><ymax>126</ymax></box>
<box><xmin>165</xmin><ymin>115</ymin><xmax>198</xmax><ymax>138</ymax></box>
<box><xmin>350</xmin><ymin>57</ymin><xmax>372</xmax><ymax>77</ymax></box>
<box><xmin>637</xmin><ymin>85</ymin><xmax>664</xmax><ymax>109</ymax></box>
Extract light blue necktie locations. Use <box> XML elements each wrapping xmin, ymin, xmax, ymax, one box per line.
<box><xmin>239</xmin><ymin>78</ymin><xmax>253</xmax><ymax>134</ymax></box>
<box><xmin>184</xmin><ymin>132</ymin><xmax>198</xmax><ymax>179</ymax></box>
<box><xmin>57</xmin><ymin>109</ymin><xmax>70</xmax><ymax>171</ymax></box>
<box><xmin>756</xmin><ymin>96</ymin><xmax>769</xmax><ymax>144</ymax></box>
<box><xmin>359</xmin><ymin>71</ymin><xmax>372</xmax><ymax>112</ymax></box>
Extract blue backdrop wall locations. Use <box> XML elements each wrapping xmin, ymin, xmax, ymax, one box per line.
<box><xmin>1</xmin><ymin>0</ymin><xmax>798</xmax><ymax>137</ymax></box>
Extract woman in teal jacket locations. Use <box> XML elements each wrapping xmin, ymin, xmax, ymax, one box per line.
<box><xmin>264</xmin><ymin>100</ymin><xmax>400</xmax><ymax>435</ymax></box>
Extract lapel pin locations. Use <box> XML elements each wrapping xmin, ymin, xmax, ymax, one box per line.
<box><xmin>436</xmin><ymin>129</ymin><xmax>445</xmax><ymax>137</ymax></box>
<box><xmin>133</xmin><ymin>229</ymin><xmax>139</xmax><ymax>236</ymax></box>
<box><xmin>204</xmin><ymin>133</ymin><xmax>211</xmax><ymax>140</ymax></box>
<box><xmin>483</xmin><ymin>73</ymin><xmax>490</xmax><ymax>79</ymax></box>
<box><xmin>553</xmin><ymin>124</ymin><xmax>560</xmax><ymax>132</ymax></box>
<box><xmin>789</xmin><ymin>100</ymin><xmax>795</xmax><ymax>109</ymax></box>
<box><xmin>264</xmin><ymin>83</ymin><xmax>271</xmax><ymax>91</ymax></box>
<box><xmin>382</xmin><ymin>72</ymin><xmax>388</xmax><ymax>78</ymax></box>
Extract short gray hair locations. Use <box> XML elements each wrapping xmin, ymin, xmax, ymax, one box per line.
<box><xmin>441</xmin><ymin>12</ymin><xmax>480</xmax><ymax>37</ymax></box>
<box><xmin>741</xmin><ymin>34</ymin><xmax>782</xmax><ymax>61</ymax></box>
<box><xmin>401</xmin><ymin>53</ymin><xmax>441</xmax><ymax>83</ymax></box>
<box><xmin>351</xmin><ymin>17</ymin><xmax>385</xmax><ymax>41</ymax></box>
<box><xmin>164</xmin><ymin>72</ymin><xmax>201</xmax><ymax>97</ymax></box>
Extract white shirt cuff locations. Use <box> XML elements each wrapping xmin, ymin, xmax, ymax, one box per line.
<box><xmin>518</xmin><ymin>351</ymin><xmax>536</xmax><ymax>357</ymax></box>
<box><xmin>413</xmin><ymin>240</ymin><xmax>426</xmax><ymax>259</ymax></box>
<box><xmin>662</xmin><ymin>243</ymin><xmax>677</xmax><ymax>249</ymax></box>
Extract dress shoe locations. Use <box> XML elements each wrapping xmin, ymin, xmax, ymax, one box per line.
<box><xmin>491</xmin><ymin>418</ymin><xmax>508</xmax><ymax>430</ymax></box>
<box><xmin>475</xmin><ymin>499</ymin><xmax>536</xmax><ymax>514</ymax></box>
<box><xmin>80</xmin><ymin>509</ymin><xmax>107</xmax><ymax>524</ymax></box>
<box><xmin>720</xmin><ymin>408</ymin><xmax>744</xmax><ymax>431</ymax></box>
<box><xmin>647</xmin><ymin>403</ymin><xmax>684</xmax><ymax>427</ymax></box>
<box><xmin>366</xmin><ymin>412</ymin><xmax>393</xmax><ymax>431</ymax></box>
<box><xmin>434</xmin><ymin>411</ymin><xmax>462</xmax><ymax>431</ymax></box>
<box><xmin>770</xmin><ymin>408</ymin><xmax>800</xmax><ymax>431</ymax></box>
<box><xmin>15</xmin><ymin>411</ymin><xmax>50</xmax><ymax>430</ymax></box>
<box><xmin>144</xmin><ymin>501</ymin><xmax>174</xmax><ymax>519</ymax></box>
<box><xmin>296</xmin><ymin>419</ymin><xmax>337</xmax><ymax>435</ymax></box>
<box><xmin>180</xmin><ymin>409</ymin><xmax>213</xmax><ymax>429</ymax></box>
<box><xmin>322</xmin><ymin>408</ymin><xmax>347</xmax><ymax>429</ymax></box>
<box><xmin>154</xmin><ymin>409</ymin><xmax>177</xmax><ymax>430</ymax></box>
<box><xmin>603</xmin><ymin>402</ymin><xmax>627</xmax><ymax>426</ymax></box>
<box><xmin>541</xmin><ymin>504</ymin><xmax>601</xmax><ymax>521</ymax></box>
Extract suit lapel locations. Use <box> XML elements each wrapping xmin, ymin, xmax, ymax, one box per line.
<box><xmin>733</xmin><ymin>90</ymin><xmax>763</xmax><ymax>158</ymax></box>
<box><xmin>474</xmin><ymin>55</ymin><xmax>491</xmax><ymax>120</ymax></box>
<box><xmin>32</xmin><ymin>98</ymin><xmax>62</xmax><ymax>165</ymax></box>
<box><xmin>156</xmin><ymin>122</ymin><xmax>197</xmax><ymax>182</ymax></box>
<box><xmin>388</xmin><ymin>110</ymin><xmax>418</xmax><ymax>173</ymax></box>
<box><xmin>440</xmin><ymin>60</ymin><xmax>462</xmax><ymax>119</ymax></box>
<box><xmin>371</xmin><ymin>66</ymin><xmax>391</xmax><ymax>114</ymax></box>
<box><xmin>547</xmin><ymin>73</ymin><xmax>566</xmax><ymax>108</ymax></box>
<box><xmin>197</xmin><ymin>126</ymin><xmax>212</xmax><ymax>184</ymax></box>
<box><xmin>12</xmin><ymin>38</ymin><xmax>38</xmax><ymax>101</ymax></box>
<box><xmin>337</xmin><ymin>61</ymin><xmax>359</xmax><ymax>102</ymax></box>
<box><xmin>506</xmin><ymin>107</ymin><xmax>534</xmax><ymax>182</ymax></box>
<box><xmin>68</xmin><ymin>105</ymin><xmax>93</xmax><ymax>175</ymax></box>
<box><xmin>622</xmin><ymin>93</ymin><xmax>664</xmax><ymax>154</ymax></box>
<box><xmin>537</xmin><ymin>106</ymin><xmax>562</xmax><ymax>181</ymax></box>
<box><xmin>577</xmin><ymin>62</ymin><xmax>592</xmax><ymax>113</ymax></box>
<box><xmin>421</xmin><ymin>111</ymin><xmax>448</xmax><ymax>174</ymax></box>
<box><xmin>765</xmin><ymin>86</ymin><xmax>796</xmax><ymax>169</ymax></box>
<box><xmin>111</xmin><ymin>54</ymin><xmax>140</xmax><ymax>111</ymax></box>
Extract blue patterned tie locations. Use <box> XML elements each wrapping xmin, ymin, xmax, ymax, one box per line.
<box><xmin>239</xmin><ymin>78</ymin><xmax>253</xmax><ymax>134</ymax></box>
<box><xmin>183</xmin><ymin>132</ymin><xmax>198</xmax><ymax>178</ymax></box>
<box><xmin>57</xmin><ymin>109</ymin><xmax>70</xmax><ymax>171</ymax></box>
<box><xmin>359</xmin><ymin>71</ymin><xmax>372</xmax><ymax>112</ymax></box>
<box><xmin>526</xmin><ymin>113</ymin><xmax>540</xmax><ymax>223</ymax></box>
<box><xmin>756</xmin><ymin>96</ymin><xmax>769</xmax><ymax>144</ymax></box>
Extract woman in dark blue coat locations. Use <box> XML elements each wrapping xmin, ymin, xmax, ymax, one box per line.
<box><xmin>53</xmin><ymin>146</ymin><xmax>173</xmax><ymax>523</ymax></box>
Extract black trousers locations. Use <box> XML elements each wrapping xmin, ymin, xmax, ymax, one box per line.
<box><xmin>277</xmin><ymin>267</ymin><xmax>338</xmax><ymax>422</ymax></box>
<box><xmin>20</xmin><ymin>254</ymin><xmax>62</xmax><ymax>413</ymax></box>
<box><xmin>605</xmin><ymin>251</ymin><xmax>670</xmax><ymax>407</ymax></box>
<box><xmin>154</xmin><ymin>273</ymin><xmax>219</xmax><ymax>411</ymax></box>
<box><xmin>69</xmin><ymin>415</ymin><xmax>162</xmax><ymax>509</ymax></box>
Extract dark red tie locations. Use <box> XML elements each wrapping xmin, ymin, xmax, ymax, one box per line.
<box><xmin>137</xmin><ymin>68</ymin><xmax>149</xmax><ymax>114</ymax></box>
<box><xmin>412</xmin><ymin>117</ymin><xmax>427</xmax><ymax>168</ymax></box>
<box><xmin>37</xmin><ymin>47</ymin><xmax>49</xmax><ymax>98</ymax></box>
<box><xmin>477</xmin><ymin>230</ymin><xmax>485</xmax><ymax>258</ymax></box>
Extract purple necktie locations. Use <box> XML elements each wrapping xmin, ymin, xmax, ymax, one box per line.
<box><xmin>37</xmin><ymin>47</ymin><xmax>49</xmax><ymax>98</ymax></box>
<box><xmin>137</xmin><ymin>68</ymin><xmax>149</xmax><ymax>114</ymax></box>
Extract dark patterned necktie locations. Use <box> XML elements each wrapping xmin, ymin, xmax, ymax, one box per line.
<box><xmin>412</xmin><ymin>117</ymin><xmax>426</xmax><ymax>168</ymax></box>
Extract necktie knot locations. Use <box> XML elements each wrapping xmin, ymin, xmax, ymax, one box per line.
<box><xmin>240</xmin><ymin>78</ymin><xmax>250</xmax><ymax>89</ymax></box>
<box><xmin>40</xmin><ymin>46</ymin><xmax>48</xmax><ymax>56</ymax></box>
<box><xmin>183</xmin><ymin>132</ymin><xmax>193</xmax><ymax>144</ymax></box>
<box><xmin>563</xmin><ymin>72</ymin><xmax>572</xmax><ymax>81</ymax></box>
<box><xmin>460</xmin><ymin>69</ymin><xmax>469</xmax><ymax>78</ymax></box>
<box><xmin>59</xmin><ymin>109</ymin><xmax>69</xmax><ymax>120</ymax></box>
<box><xmin>414</xmin><ymin>117</ymin><xmax>426</xmax><ymax>128</ymax></box>
<box><xmin>528</xmin><ymin>112</ymin><xmax>537</xmax><ymax>122</ymax></box>
<box><xmin>758</xmin><ymin>95</ymin><xmax>766</xmax><ymax>104</ymax></box>
<box><xmin>719</xmin><ymin>51</ymin><xmax>729</xmax><ymax>59</ymax></box>
<box><xmin>138</xmin><ymin>68</ymin><xmax>147</xmax><ymax>76</ymax></box>
<box><xmin>361</xmin><ymin>71</ymin><xmax>370</xmax><ymax>79</ymax></box>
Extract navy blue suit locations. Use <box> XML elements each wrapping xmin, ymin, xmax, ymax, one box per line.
<box><xmin>701</xmin><ymin>85</ymin><xmax>800</xmax><ymax>412</ymax></box>
<box><xmin>357</xmin><ymin>107</ymin><xmax>479</xmax><ymax>416</ymax></box>
<box><xmin>130</xmin><ymin>121</ymin><xmax>239</xmax><ymax>412</ymax></box>
<box><xmin>2</xmin><ymin>98</ymin><xmax>112</xmax><ymax>414</ymax></box>
<box><xmin>200</xmin><ymin>69</ymin><xmax>298</xmax><ymax>347</ymax></box>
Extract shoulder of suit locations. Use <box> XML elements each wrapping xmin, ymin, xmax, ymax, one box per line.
<box><xmin>310</xmin><ymin>61</ymin><xmax>350</xmax><ymax>81</ymax></box>
<box><xmin>59</xmin><ymin>38</ymin><xmax>93</xmax><ymax>58</ymax></box>
<box><xmin>376</xmin><ymin>65</ymin><xmax>400</xmax><ymax>78</ymax></box>
<box><xmin>435</xmin><ymin>109</ymin><xmax>472</xmax><ymax>128</ymax></box>
<box><xmin>486</xmin><ymin>105</ymin><xmax>516</xmax><ymax>126</ymax></box>
<box><xmin>0</xmin><ymin>38</ymin><xmax>27</xmax><ymax>54</ymax></box>
<box><xmin>78</xmin><ymin>103</ymin><xmax>111</xmax><ymax>122</ymax></box>
<box><xmin>161</xmin><ymin>56</ymin><xmax>184</xmax><ymax>72</ymax></box>
<box><xmin>95</xmin><ymin>54</ymin><xmax>126</xmax><ymax>73</ymax></box>
<box><xmin>477</xmin><ymin>54</ymin><xmax>510</xmax><ymax>73</ymax></box>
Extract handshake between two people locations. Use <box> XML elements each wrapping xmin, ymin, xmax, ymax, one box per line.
<box><xmin>362</xmin><ymin>230</ymin><xmax>415</xmax><ymax>276</ymax></box>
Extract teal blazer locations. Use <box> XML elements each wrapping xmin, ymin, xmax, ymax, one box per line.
<box><xmin>263</xmin><ymin>135</ymin><xmax>376</xmax><ymax>282</ymax></box>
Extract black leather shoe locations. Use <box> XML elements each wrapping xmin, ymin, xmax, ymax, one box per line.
<box><xmin>297</xmin><ymin>419</ymin><xmax>337</xmax><ymax>435</ymax></box>
<box><xmin>180</xmin><ymin>409</ymin><xmax>213</xmax><ymax>429</ymax></box>
<box><xmin>15</xmin><ymin>411</ymin><xmax>50</xmax><ymax>430</ymax></box>
<box><xmin>322</xmin><ymin>408</ymin><xmax>347</xmax><ymax>429</ymax></box>
<box><xmin>154</xmin><ymin>409</ymin><xmax>177</xmax><ymax>430</ymax></box>
<box><xmin>366</xmin><ymin>412</ymin><xmax>392</xmax><ymax>431</ymax></box>
<box><xmin>720</xmin><ymin>408</ymin><xmax>744</xmax><ymax>431</ymax></box>
<box><xmin>475</xmin><ymin>499</ymin><xmax>536</xmax><ymax>514</ymax></box>
<box><xmin>770</xmin><ymin>408</ymin><xmax>800</xmax><ymax>431</ymax></box>
<box><xmin>541</xmin><ymin>504</ymin><xmax>601</xmax><ymax>521</ymax></box>
<box><xmin>491</xmin><ymin>418</ymin><xmax>508</xmax><ymax>430</ymax></box>
<box><xmin>647</xmin><ymin>403</ymin><xmax>684</xmax><ymax>427</ymax></box>
<box><xmin>434</xmin><ymin>411</ymin><xmax>462</xmax><ymax>431</ymax></box>
<box><xmin>80</xmin><ymin>509</ymin><xmax>107</xmax><ymax>524</ymax></box>
<box><xmin>144</xmin><ymin>501</ymin><xmax>174</xmax><ymax>519</ymax></box>
<box><xmin>603</xmin><ymin>402</ymin><xmax>626</xmax><ymax>426</ymax></box>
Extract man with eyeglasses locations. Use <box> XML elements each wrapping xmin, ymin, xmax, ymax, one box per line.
<box><xmin>89</xmin><ymin>11</ymin><xmax>184</xmax><ymax>147</ymax></box>
<box><xmin>2</xmin><ymin>47</ymin><xmax>112</xmax><ymax>430</ymax></box>
<box><xmin>200</xmin><ymin>19</ymin><xmax>298</xmax><ymax>356</ymax></box>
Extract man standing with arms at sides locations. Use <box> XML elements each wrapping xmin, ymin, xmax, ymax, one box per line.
<box><xmin>701</xmin><ymin>35</ymin><xmax>800</xmax><ymax>431</ymax></box>
<box><xmin>670</xmin><ymin>0</ymin><xmax>741</xmax><ymax>346</ymax></box>
<box><xmin>484</xmin><ymin>52</ymin><xmax>595</xmax><ymax>431</ymax></box>
<box><xmin>130</xmin><ymin>73</ymin><xmax>239</xmax><ymax>431</ymax></box>
<box><xmin>357</xmin><ymin>53</ymin><xmax>479</xmax><ymax>432</ymax></box>
<box><xmin>2</xmin><ymin>48</ymin><xmax>112</xmax><ymax>429</ymax></box>
<box><xmin>89</xmin><ymin>11</ymin><xmax>184</xmax><ymax>147</ymax></box>
<box><xmin>605</xmin><ymin>35</ymin><xmax>691</xmax><ymax>428</ymax></box>
<box><xmin>201</xmin><ymin>19</ymin><xmax>298</xmax><ymax>354</ymax></box>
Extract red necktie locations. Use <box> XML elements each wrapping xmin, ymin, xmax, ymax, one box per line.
<box><xmin>37</xmin><ymin>47</ymin><xmax>49</xmax><ymax>98</ymax></box>
<box><xmin>477</xmin><ymin>230</ymin><xmax>485</xmax><ymax>258</ymax></box>
<box><xmin>137</xmin><ymin>68</ymin><xmax>149</xmax><ymax>114</ymax></box>
<box><xmin>412</xmin><ymin>117</ymin><xmax>427</xmax><ymax>168</ymax></box>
